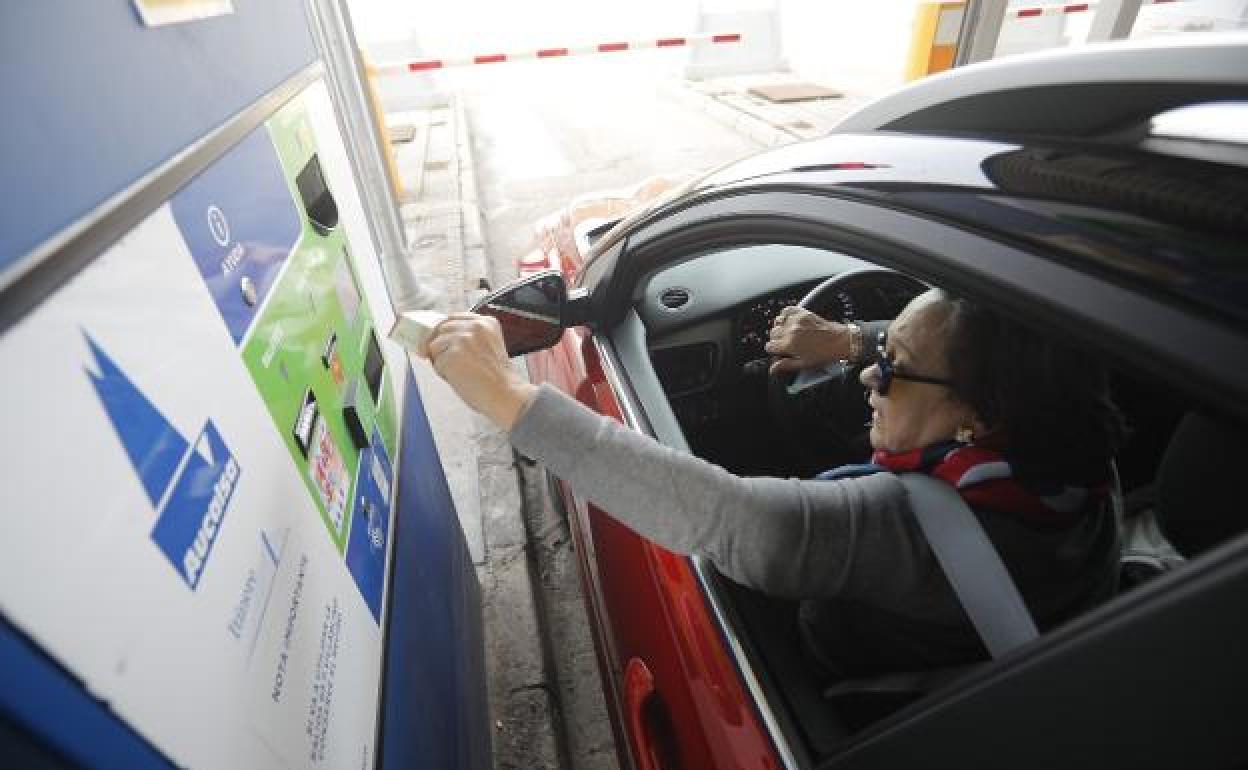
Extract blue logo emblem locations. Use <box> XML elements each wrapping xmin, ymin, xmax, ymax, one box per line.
<box><xmin>85</xmin><ymin>334</ymin><xmax>241</xmax><ymax>590</ymax></box>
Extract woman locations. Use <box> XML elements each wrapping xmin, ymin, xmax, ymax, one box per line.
<box><xmin>420</xmin><ymin>289</ymin><xmax>1124</xmax><ymax>672</ymax></box>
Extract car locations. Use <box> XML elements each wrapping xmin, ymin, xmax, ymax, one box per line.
<box><xmin>475</xmin><ymin>36</ymin><xmax>1248</xmax><ymax>770</ymax></box>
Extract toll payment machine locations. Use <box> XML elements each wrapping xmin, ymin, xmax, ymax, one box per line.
<box><xmin>0</xmin><ymin>3</ymin><xmax>489</xmax><ymax>769</ymax></box>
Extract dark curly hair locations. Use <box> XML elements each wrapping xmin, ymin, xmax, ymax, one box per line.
<box><xmin>938</xmin><ymin>293</ymin><xmax>1127</xmax><ymax>485</ymax></box>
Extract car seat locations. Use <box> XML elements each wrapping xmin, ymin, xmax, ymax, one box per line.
<box><xmin>1120</xmin><ymin>409</ymin><xmax>1247</xmax><ymax>590</ymax></box>
<box><xmin>1154</xmin><ymin>411</ymin><xmax>1245</xmax><ymax>558</ymax></box>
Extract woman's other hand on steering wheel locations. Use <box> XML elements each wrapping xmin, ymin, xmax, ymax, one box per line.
<box><xmin>764</xmin><ymin>306</ymin><xmax>853</xmax><ymax>376</ymax></box>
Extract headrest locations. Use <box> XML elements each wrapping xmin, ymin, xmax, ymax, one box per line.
<box><xmin>1156</xmin><ymin>412</ymin><xmax>1245</xmax><ymax>557</ymax></box>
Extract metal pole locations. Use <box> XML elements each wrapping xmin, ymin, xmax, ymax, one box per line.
<box><xmin>954</xmin><ymin>0</ymin><xmax>981</xmax><ymax>67</ymax></box>
<box><xmin>1087</xmin><ymin>0</ymin><xmax>1145</xmax><ymax>42</ymax></box>
<box><xmin>305</xmin><ymin>0</ymin><xmax>441</xmax><ymax>313</ymax></box>
<box><xmin>954</xmin><ymin>0</ymin><xmax>1009</xmax><ymax>66</ymax></box>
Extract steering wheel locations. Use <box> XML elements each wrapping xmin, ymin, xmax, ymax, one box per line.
<box><xmin>767</xmin><ymin>269</ymin><xmax>924</xmax><ymax>468</ymax></box>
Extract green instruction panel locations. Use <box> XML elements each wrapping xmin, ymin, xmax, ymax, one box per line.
<box><xmin>171</xmin><ymin>95</ymin><xmax>397</xmax><ymax>611</ymax></box>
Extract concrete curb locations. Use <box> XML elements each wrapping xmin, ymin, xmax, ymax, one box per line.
<box><xmin>452</xmin><ymin>103</ymin><xmax>565</xmax><ymax>770</ymax></box>
<box><xmin>659</xmin><ymin>76</ymin><xmax>876</xmax><ymax>148</ymax></box>
<box><xmin>454</xmin><ymin>94</ymin><xmax>491</xmax><ymax>295</ymax></box>
<box><xmin>389</xmin><ymin>96</ymin><xmax>565</xmax><ymax>770</ymax></box>
<box><xmin>659</xmin><ymin>78</ymin><xmax>792</xmax><ymax>148</ymax></box>
<box><xmin>476</xmin><ymin>413</ymin><xmax>564</xmax><ymax>770</ymax></box>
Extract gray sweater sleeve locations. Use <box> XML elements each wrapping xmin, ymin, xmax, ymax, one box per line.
<box><xmin>509</xmin><ymin>384</ymin><xmax>941</xmax><ymax>606</ymax></box>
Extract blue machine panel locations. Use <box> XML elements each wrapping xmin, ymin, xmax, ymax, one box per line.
<box><xmin>381</xmin><ymin>374</ymin><xmax>492</xmax><ymax>770</ymax></box>
<box><xmin>0</xmin><ymin>621</ymin><xmax>175</xmax><ymax>770</ymax></box>
<box><xmin>0</xmin><ymin>2</ymin><xmax>317</xmax><ymax>273</ymax></box>
<box><xmin>0</xmin><ymin>5</ymin><xmax>491</xmax><ymax>768</ymax></box>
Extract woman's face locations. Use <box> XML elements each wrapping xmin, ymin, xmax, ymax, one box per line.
<box><xmin>859</xmin><ymin>292</ymin><xmax>972</xmax><ymax>453</ymax></box>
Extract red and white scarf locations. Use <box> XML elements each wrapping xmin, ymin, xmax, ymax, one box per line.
<box><xmin>821</xmin><ymin>441</ymin><xmax>1108</xmax><ymax>528</ymax></box>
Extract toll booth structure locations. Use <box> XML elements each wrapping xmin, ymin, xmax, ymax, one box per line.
<box><xmin>0</xmin><ymin>3</ymin><xmax>489</xmax><ymax>769</ymax></box>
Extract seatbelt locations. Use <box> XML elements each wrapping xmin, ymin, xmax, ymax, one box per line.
<box><xmin>899</xmin><ymin>473</ymin><xmax>1039</xmax><ymax>658</ymax></box>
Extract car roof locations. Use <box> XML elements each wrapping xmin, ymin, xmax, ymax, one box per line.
<box><xmin>653</xmin><ymin>35</ymin><xmax>1248</xmax><ymax>197</ymax></box>
<box><xmin>837</xmin><ymin>33</ymin><xmax>1248</xmax><ymax>135</ymax></box>
<box><xmin>583</xmin><ymin>38</ymin><xmax>1248</xmax><ymax>327</ymax></box>
<box><xmin>591</xmin><ymin>129</ymin><xmax>1248</xmax><ymax>325</ymax></box>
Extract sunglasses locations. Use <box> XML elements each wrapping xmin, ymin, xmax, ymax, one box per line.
<box><xmin>868</xmin><ymin>332</ymin><xmax>955</xmax><ymax>396</ymax></box>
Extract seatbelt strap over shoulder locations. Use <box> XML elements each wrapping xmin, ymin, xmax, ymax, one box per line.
<box><xmin>899</xmin><ymin>473</ymin><xmax>1040</xmax><ymax>658</ymax></box>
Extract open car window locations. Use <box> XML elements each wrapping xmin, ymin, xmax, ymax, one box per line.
<box><xmin>600</xmin><ymin>227</ymin><xmax>1248</xmax><ymax>768</ymax></box>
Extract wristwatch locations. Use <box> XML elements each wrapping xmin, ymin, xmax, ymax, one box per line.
<box><xmin>845</xmin><ymin>322</ymin><xmax>864</xmax><ymax>363</ymax></box>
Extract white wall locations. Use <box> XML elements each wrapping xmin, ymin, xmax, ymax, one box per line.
<box><xmin>777</xmin><ymin>0</ymin><xmax>923</xmax><ymax>97</ymax></box>
<box><xmin>1132</xmin><ymin>0</ymin><xmax>1248</xmax><ymax>37</ymax></box>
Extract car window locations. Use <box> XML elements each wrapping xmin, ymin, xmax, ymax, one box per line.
<box><xmin>626</xmin><ymin>238</ymin><xmax>1248</xmax><ymax>763</ymax></box>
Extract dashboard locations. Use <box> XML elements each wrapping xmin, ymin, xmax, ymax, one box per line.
<box><xmin>637</xmin><ymin>244</ymin><xmax>922</xmax><ymax>403</ymax></box>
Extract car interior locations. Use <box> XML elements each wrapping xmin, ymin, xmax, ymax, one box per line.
<box><xmin>623</xmin><ymin>241</ymin><xmax>1246</xmax><ymax>764</ymax></box>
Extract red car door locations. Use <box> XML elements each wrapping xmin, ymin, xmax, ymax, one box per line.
<box><xmin>530</xmin><ymin>329</ymin><xmax>783</xmax><ymax>770</ymax></box>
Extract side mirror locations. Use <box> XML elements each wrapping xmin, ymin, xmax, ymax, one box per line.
<box><xmin>471</xmin><ymin>270</ymin><xmax>584</xmax><ymax>357</ymax></box>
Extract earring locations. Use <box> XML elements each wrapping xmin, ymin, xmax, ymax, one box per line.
<box><xmin>955</xmin><ymin>425</ymin><xmax>975</xmax><ymax>444</ymax></box>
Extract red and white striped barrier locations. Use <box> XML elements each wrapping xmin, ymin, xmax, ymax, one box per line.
<box><xmin>1010</xmin><ymin>0</ymin><xmax>1181</xmax><ymax>19</ymax></box>
<box><xmin>375</xmin><ymin>32</ymin><xmax>743</xmax><ymax>74</ymax></box>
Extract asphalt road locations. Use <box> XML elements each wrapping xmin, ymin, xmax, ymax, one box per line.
<box><xmin>461</xmin><ymin>57</ymin><xmax>759</xmax><ymax>770</ymax></box>
<box><xmin>464</xmin><ymin>56</ymin><xmax>761</xmax><ymax>288</ymax></box>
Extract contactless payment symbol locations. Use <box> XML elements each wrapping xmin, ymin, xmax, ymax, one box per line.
<box><xmin>84</xmin><ymin>333</ymin><xmax>241</xmax><ymax>590</ymax></box>
<box><xmin>207</xmin><ymin>205</ymin><xmax>230</xmax><ymax>247</ymax></box>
